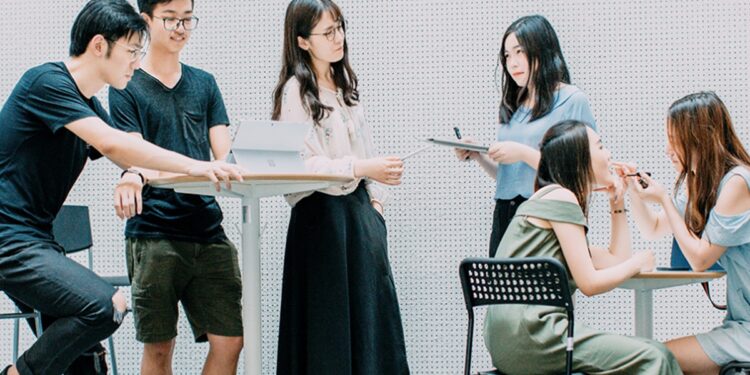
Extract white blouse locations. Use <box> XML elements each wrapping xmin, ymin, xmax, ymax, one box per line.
<box><xmin>279</xmin><ymin>77</ymin><xmax>388</xmax><ymax>207</ymax></box>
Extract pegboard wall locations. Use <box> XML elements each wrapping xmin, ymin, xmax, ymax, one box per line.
<box><xmin>0</xmin><ymin>0</ymin><xmax>748</xmax><ymax>373</ymax></box>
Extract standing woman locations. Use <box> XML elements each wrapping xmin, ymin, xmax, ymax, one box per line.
<box><xmin>629</xmin><ymin>91</ymin><xmax>750</xmax><ymax>374</ymax></box>
<box><xmin>456</xmin><ymin>15</ymin><xmax>597</xmax><ymax>257</ymax></box>
<box><xmin>271</xmin><ymin>1</ymin><xmax>409</xmax><ymax>374</ymax></box>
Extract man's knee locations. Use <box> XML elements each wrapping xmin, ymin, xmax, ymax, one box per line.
<box><xmin>144</xmin><ymin>340</ymin><xmax>175</xmax><ymax>364</ymax></box>
<box><xmin>209</xmin><ymin>335</ymin><xmax>244</xmax><ymax>356</ymax></box>
<box><xmin>82</xmin><ymin>289</ymin><xmax>127</xmax><ymax>330</ymax></box>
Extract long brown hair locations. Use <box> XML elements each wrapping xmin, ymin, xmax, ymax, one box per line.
<box><xmin>535</xmin><ymin>120</ymin><xmax>595</xmax><ymax>217</ymax></box>
<box><xmin>667</xmin><ymin>91</ymin><xmax>750</xmax><ymax>236</ymax></box>
<box><xmin>271</xmin><ymin>0</ymin><xmax>358</xmax><ymax>125</ymax></box>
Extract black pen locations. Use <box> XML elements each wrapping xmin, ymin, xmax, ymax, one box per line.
<box><xmin>454</xmin><ymin>127</ymin><xmax>470</xmax><ymax>160</ymax></box>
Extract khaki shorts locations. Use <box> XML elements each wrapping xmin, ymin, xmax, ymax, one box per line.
<box><xmin>126</xmin><ymin>238</ymin><xmax>243</xmax><ymax>343</ymax></box>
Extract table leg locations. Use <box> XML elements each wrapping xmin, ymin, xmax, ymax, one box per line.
<box><xmin>634</xmin><ymin>289</ymin><xmax>653</xmax><ymax>339</ymax></box>
<box><xmin>241</xmin><ymin>197</ymin><xmax>262</xmax><ymax>375</ymax></box>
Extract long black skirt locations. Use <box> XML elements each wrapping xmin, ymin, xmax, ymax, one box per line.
<box><xmin>276</xmin><ymin>183</ymin><xmax>409</xmax><ymax>375</ymax></box>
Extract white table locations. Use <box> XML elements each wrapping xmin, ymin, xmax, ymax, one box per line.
<box><xmin>618</xmin><ymin>271</ymin><xmax>725</xmax><ymax>338</ymax></box>
<box><xmin>150</xmin><ymin>173</ymin><xmax>351</xmax><ymax>375</ymax></box>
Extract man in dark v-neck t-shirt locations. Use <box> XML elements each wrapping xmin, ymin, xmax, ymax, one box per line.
<box><xmin>0</xmin><ymin>1</ymin><xmax>243</xmax><ymax>374</ymax></box>
<box><xmin>108</xmin><ymin>0</ymin><xmax>243</xmax><ymax>373</ymax></box>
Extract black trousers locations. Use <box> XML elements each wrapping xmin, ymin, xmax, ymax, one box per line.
<box><xmin>488</xmin><ymin>195</ymin><xmax>528</xmax><ymax>257</ymax></box>
<box><xmin>0</xmin><ymin>242</ymin><xmax>120</xmax><ymax>375</ymax></box>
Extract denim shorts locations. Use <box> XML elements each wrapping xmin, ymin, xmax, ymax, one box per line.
<box><xmin>126</xmin><ymin>237</ymin><xmax>243</xmax><ymax>343</ymax></box>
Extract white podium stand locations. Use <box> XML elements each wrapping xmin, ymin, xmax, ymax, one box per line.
<box><xmin>618</xmin><ymin>271</ymin><xmax>725</xmax><ymax>338</ymax></box>
<box><xmin>150</xmin><ymin>173</ymin><xmax>351</xmax><ymax>375</ymax></box>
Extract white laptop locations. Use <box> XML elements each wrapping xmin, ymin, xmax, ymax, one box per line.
<box><xmin>228</xmin><ymin>120</ymin><xmax>311</xmax><ymax>174</ymax></box>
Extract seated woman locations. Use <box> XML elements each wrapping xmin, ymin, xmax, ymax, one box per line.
<box><xmin>628</xmin><ymin>91</ymin><xmax>750</xmax><ymax>375</ymax></box>
<box><xmin>483</xmin><ymin>120</ymin><xmax>682</xmax><ymax>374</ymax></box>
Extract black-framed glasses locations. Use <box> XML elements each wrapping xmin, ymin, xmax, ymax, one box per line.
<box><xmin>152</xmin><ymin>15</ymin><xmax>199</xmax><ymax>31</ymax></box>
<box><xmin>309</xmin><ymin>22</ymin><xmax>345</xmax><ymax>42</ymax></box>
<box><xmin>113</xmin><ymin>42</ymin><xmax>147</xmax><ymax>62</ymax></box>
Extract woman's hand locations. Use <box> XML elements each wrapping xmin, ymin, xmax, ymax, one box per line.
<box><xmin>632</xmin><ymin>250</ymin><xmax>655</xmax><ymax>273</ymax></box>
<box><xmin>454</xmin><ymin>137</ymin><xmax>480</xmax><ymax>161</ymax></box>
<box><xmin>630</xmin><ymin>173</ymin><xmax>668</xmax><ymax>204</ymax></box>
<box><xmin>355</xmin><ymin>156</ymin><xmax>404</xmax><ymax>185</ymax></box>
<box><xmin>487</xmin><ymin>141</ymin><xmax>528</xmax><ymax>164</ymax></box>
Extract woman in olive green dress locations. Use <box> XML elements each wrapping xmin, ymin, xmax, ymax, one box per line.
<box><xmin>483</xmin><ymin>120</ymin><xmax>683</xmax><ymax>374</ymax></box>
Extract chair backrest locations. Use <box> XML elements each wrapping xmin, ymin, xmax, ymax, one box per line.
<box><xmin>52</xmin><ymin>205</ymin><xmax>92</xmax><ymax>254</ymax></box>
<box><xmin>459</xmin><ymin>257</ymin><xmax>573</xmax><ymax>313</ymax></box>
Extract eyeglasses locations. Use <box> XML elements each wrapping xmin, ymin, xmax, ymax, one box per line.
<box><xmin>309</xmin><ymin>22</ymin><xmax>345</xmax><ymax>42</ymax></box>
<box><xmin>152</xmin><ymin>15</ymin><xmax>199</xmax><ymax>31</ymax></box>
<box><xmin>113</xmin><ymin>42</ymin><xmax>146</xmax><ymax>62</ymax></box>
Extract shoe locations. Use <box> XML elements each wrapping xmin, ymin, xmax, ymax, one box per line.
<box><xmin>1</xmin><ymin>365</ymin><xmax>11</xmax><ymax>375</ymax></box>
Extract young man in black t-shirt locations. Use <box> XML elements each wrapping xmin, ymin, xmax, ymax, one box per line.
<box><xmin>109</xmin><ymin>0</ymin><xmax>243</xmax><ymax>373</ymax></box>
<box><xmin>0</xmin><ymin>1</ymin><xmax>243</xmax><ymax>374</ymax></box>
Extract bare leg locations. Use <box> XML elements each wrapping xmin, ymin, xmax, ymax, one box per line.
<box><xmin>202</xmin><ymin>334</ymin><xmax>243</xmax><ymax>375</ymax></box>
<box><xmin>141</xmin><ymin>339</ymin><xmax>176</xmax><ymax>375</ymax></box>
<box><xmin>666</xmin><ymin>335</ymin><xmax>721</xmax><ymax>375</ymax></box>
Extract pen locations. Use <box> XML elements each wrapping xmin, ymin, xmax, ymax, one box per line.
<box><xmin>625</xmin><ymin>171</ymin><xmax>651</xmax><ymax>189</ymax></box>
<box><xmin>401</xmin><ymin>144</ymin><xmax>433</xmax><ymax>160</ymax></box>
<box><xmin>454</xmin><ymin>127</ymin><xmax>470</xmax><ymax>160</ymax></box>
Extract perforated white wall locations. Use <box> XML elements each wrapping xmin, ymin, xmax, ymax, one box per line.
<box><xmin>1</xmin><ymin>0</ymin><xmax>748</xmax><ymax>374</ymax></box>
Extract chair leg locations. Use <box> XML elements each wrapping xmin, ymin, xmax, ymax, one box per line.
<box><xmin>12</xmin><ymin>313</ymin><xmax>19</xmax><ymax>363</ymax></box>
<box><xmin>108</xmin><ymin>336</ymin><xmax>117</xmax><ymax>375</ymax></box>
<box><xmin>465</xmin><ymin>315</ymin><xmax>474</xmax><ymax>375</ymax></box>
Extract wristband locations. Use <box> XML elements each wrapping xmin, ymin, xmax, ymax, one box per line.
<box><xmin>612</xmin><ymin>208</ymin><xmax>629</xmax><ymax>214</ymax></box>
<box><xmin>120</xmin><ymin>169</ymin><xmax>146</xmax><ymax>184</ymax></box>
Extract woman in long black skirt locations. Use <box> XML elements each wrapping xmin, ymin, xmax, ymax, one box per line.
<box><xmin>271</xmin><ymin>1</ymin><xmax>409</xmax><ymax>374</ymax></box>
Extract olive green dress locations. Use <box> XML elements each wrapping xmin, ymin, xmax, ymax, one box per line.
<box><xmin>483</xmin><ymin>189</ymin><xmax>683</xmax><ymax>375</ymax></box>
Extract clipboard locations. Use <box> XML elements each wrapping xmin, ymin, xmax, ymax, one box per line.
<box><xmin>426</xmin><ymin>138</ymin><xmax>490</xmax><ymax>153</ymax></box>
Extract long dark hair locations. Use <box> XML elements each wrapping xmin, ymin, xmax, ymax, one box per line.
<box><xmin>535</xmin><ymin>120</ymin><xmax>594</xmax><ymax>216</ymax></box>
<box><xmin>667</xmin><ymin>91</ymin><xmax>750</xmax><ymax>236</ymax></box>
<box><xmin>497</xmin><ymin>15</ymin><xmax>571</xmax><ymax>124</ymax></box>
<box><xmin>271</xmin><ymin>0</ymin><xmax>358</xmax><ymax>125</ymax></box>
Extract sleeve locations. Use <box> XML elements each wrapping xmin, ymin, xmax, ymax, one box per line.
<box><xmin>568</xmin><ymin>90</ymin><xmax>597</xmax><ymax>131</ymax></box>
<box><xmin>704</xmin><ymin>173</ymin><xmax>750</xmax><ymax>247</ymax></box>
<box><xmin>207</xmin><ymin>73</ymin><xmax>230</xmax><ymax>128</ymax></box>
<box><xmin>705</xmin><ymin>211</ymin><xmax>750</xmax><ymax>247</ymax></box>
<box><xmin>278</xmin><ymin>78</ymin><xmax>356</xmax><ymax>179</ymax></box>
<box><xmin>24</xmin><ymin>71</ymin><xmax>100</xmax><ymax>134</ymax></box>
<box><xmin>354</xmin><ymin>103</ymin><xmax>389</xmax><ymax>205</ymax></box>
<box><xmin>108</xmin><ymin>86</ymin><xmax>143</xmax><ymax>134</ymax></box>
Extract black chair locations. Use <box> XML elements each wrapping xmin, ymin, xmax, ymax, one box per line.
<box><xmin>52</xmin><ymin>205</ymin><xmax>130</xmax><ymax>375</ymax></box>
<box><xmin>459</xmin><ymin>257</ymin><xmax>576</xmax><ymax>375</ymax></box>
<box><xmin>721</xmin><ymin>363</ymin><xmax>750</xmax><ymax>375</ymax></box>
<box><xmin>0</xmin><ymin>294</ymin><xmax>43</xmax><ymax>363</ymax></box>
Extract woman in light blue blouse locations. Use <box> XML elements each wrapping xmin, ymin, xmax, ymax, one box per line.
<box><xmin>629</xmin><ymin>91</ymin><xmax>750</xmax><ymax>374</ymax></box>
<box><xmin>456</xmin><ymin>15</ymin><xmax>598</xmax><ymax>257</ymax></box>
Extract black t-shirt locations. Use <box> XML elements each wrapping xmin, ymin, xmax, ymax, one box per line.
<box><xmin>108</xmin><ymin>64</ymin><xmax>229</xmax><ymax>243</ymax></box>
<box><xmin>0</xmin><ymin>62</ymin><xmax>106</xmax><ymax>249</ymax></box>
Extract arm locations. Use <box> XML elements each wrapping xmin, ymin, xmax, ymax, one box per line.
<box><xmin>65</xmin><ymin>117</ymin><xmax>243</xmax><ymax>186</ymax></box>
<box><xmin>639</xmin><ymin>173</ymin><xmax>743</xmax><ymax>271</ymax></box>
<box><xmin>543</xmin><ymin>189</ymin><xmax>651</xmax><ymax>296</ymax></box>
<box><xmin>590</xmin><ymin>194</ymin><xmax>633</xmax><ymax>268</ymax></box>
<box><xmin>628</xmin><ymin>181</ymin><xmax>672</xmax><ymax>240</ymax></box>
<box><xmin>210</xmin><ymin>125</ymin><xmax>231</xmax><ymax>161</ymax></box>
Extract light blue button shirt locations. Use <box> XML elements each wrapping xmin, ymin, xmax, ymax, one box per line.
<box><xmin>494</xmin><ymin>85</ymin><xmax>597</xmax><ymax>200</ymax></box>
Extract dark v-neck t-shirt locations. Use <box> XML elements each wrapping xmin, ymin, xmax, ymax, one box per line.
<box><xmin>0</xmin><ymin>62</ymin><xmax>106</xmax><ymax>250</ymax></box>
<box><xmin>108</xmin><ymin>64</ymin><xmax>229</xmax><ymax>243</ymax></box>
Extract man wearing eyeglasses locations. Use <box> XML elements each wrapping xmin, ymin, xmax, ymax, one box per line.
<box><xmin>108</xmin><ymin>0</ymin><xmax>244</xmax><ymax>374</ymax></box>
<box><xmin>0</xmin><ymin>0</ymin><xmax>245</xmax><ymax>374</ymax></box>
